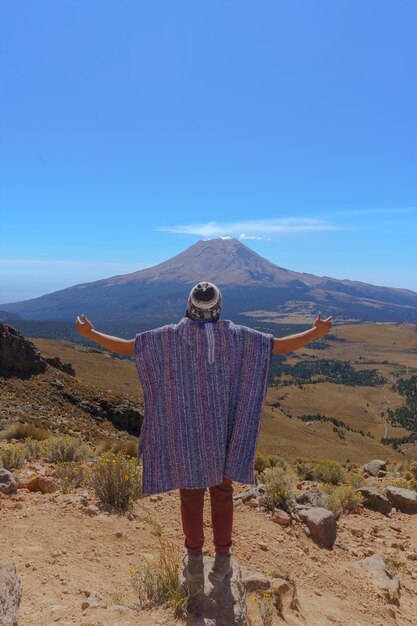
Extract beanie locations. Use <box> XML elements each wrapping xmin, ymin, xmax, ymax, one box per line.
<box><xmin>185</xmin><ymin>281</ymin><xmax>222</xmax><ymax>321</ymax></box>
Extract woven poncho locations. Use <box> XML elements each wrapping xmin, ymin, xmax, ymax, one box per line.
<box><xmin>134</xmin><ymin>316</ymin><xmax>274</xmax><ymax>495</ymax></box>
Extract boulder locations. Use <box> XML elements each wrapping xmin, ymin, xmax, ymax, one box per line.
<box><xmin>239</xmin><ymin>566</ymin><xmax>270</xmax><ymax>593</ymax></box>
<box><xmin>24</xmin><ymin>475</ymin><xmax>59</xmax><ymax>494</ymax></box>
<box><xmin>0</xmin><ymin>469</ymin><xmax>18</xmax><ymax>495</ymax></box>
<box><xmin>295</xmin><ymin>487</ymin><xmax>328</xmax><ymax>508</ymax></box>
<box><xmin>0</xmin><ymin>560</ymin><xmax>22</xmax><ymax>626</ymax></box>
<box><xmin>237</xmin><ymin>484</ymin><xmax>266</xmax><ymax>504</ymax></box>
<box><xmin>363</xmin><ymin>460</ymin><xmax>387</xmax><ymax>477</ymax></box>
<box><xmin>357</xmin><ymin>488</ymin><xmax>392</xmax><ymax>515</ymax></box>
<box><xmin>297</xmin><ymin>506</ymin><xmax>337</xmax><ymax>548</ymax></box>
<box><xmin>0</xmin><ymin>324</ymin><xmax>47</xmax><ymax>377</ymax></box>
<box><xmin>178</xmin><ymin>554</ymin><xmax>248</xmax><ymax>625</ymax></box>
<box><xmin>352</xmin><ymin>553</ymin><xmax>400</xmax><ymax>604</ymax></box>
<box><xmin>385</xmin><ymin>486</ymin><xmax>417</xmax><ymax>513</ymax></box>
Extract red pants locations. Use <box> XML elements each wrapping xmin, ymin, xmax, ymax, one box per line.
<box><xmin>179</xmin><ymin>475</ymin><xmax>234</xmax><ymax>556</ymax></box>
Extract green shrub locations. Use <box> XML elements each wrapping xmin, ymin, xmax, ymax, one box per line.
<box><xmin>253</xmin><ymin>591</ymin><xmax>277</xmax><ymax>626</ymax></box>
<box><xmin>0</xmin><ymin>444</ymin><xmax>26</xmax><ymax>470</ymax></box>
<box><xmin>345</xmin><ymin>471</ymin><xmax>365</xmax><ymax>490</ymax></box>
<box><xmin>258</xmin><ymin>466</ymin><xmax>297</xmax><ymax>515</ymax></box>
<box><xmin>293</xmin><ymin>457</ymin><xmax>315</xmax><ymax>480</ymax></box>
<box><xmin>255</xmin><ymin>452</ymin><xmax>269</xmax><ymax>474</ymax></box>
<box><xmin>407</xmin><ymin>462</ymin><xmax>417</xmax><ymax>480</ymax></box>
<box><xmin>55</xmin><ymin>461</ymin><xmax>89</xmax><ymax>494</ymax></box>
<box><xmin>313</xmin><ymin>459</ymin><xmax>346</xmax><ymax>485</ymax></box>
<box><xmin>322</xmin><ymin>484</ymin><xmax>363</xmax><ymax>519</ymax></box>
<box><xmin>44</xmin><ymin>435</ymin><xmax>91</xmax><ymax>463</ymax></box>
<box><xmin>88</xmin><ymin>449</ymin><xmax>142</xmax><ymax>513</ymax></box>
<box><xmin>266</xmin><ymin>454</ymin><xmax>287</xmax><ymax>470</ymax></box>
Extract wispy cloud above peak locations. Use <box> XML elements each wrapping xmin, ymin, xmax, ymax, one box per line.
<box><xmin>157</xmin><ymin>217</ymin><xmax>348</xmax><ymax>239</ymax></box>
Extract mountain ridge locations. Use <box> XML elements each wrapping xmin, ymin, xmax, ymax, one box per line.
<box><xmin>2</xmin><ymin>238</ymin><xmax>417</xmax><ymax>325</ymax></box>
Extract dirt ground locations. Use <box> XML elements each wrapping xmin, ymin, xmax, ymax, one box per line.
<box><xmin>1</xmin><ymin>464</ymin><xmax>416</xmax><ymax>626</ymax></box>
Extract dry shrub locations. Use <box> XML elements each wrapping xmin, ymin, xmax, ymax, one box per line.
<box><xmin>95</xmin><ymin>438</ymin><xmax>138</xmax><ymax>459</ymax></box>
<box><xmin>88</xmin><ymin>449</ymin><xmax>141</xmax><ymax>513</ymax></box>
<box><xmin>313</xmin><ymin>459</ymin><xmax>346</xmax><ymax>485</ymax></box>
<box><xmin>0</xmin><ymin>444</ymin><xmax>27</xmax><ymax>470</ymax></box>
<box><xmin>44</xmin><ymin>435</ymin><xmax>91</xmax><ymax>463</ymax></box>
<box><xmin>129</xmin><ymin>535</ymin><xmax>189</xmax><ymax>619</ymax></box>
<box><xmin>258</xmin><ymin>466</ymin><xmax>297</xmax><ymax>515</ymax></box>
<box><xmin>0</xmin><ymin>422</ymin><xmax>50</xmax><ymax>441</ymax></box>
<box><xmin>24</xmin><ymin>437</ymin><xmax>43</xmax><ymax>460</ymax></box>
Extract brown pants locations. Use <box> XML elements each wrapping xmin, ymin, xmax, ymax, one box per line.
<box><xmin>179</xmin><ymin>475</ymin><xmax>234</xmax><ymax>556</ymax></box>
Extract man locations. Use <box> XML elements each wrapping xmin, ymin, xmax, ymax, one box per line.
<box><xmin>76</xmin><ymin>281</ymin><xmax>332</xmax><ymax>584</ymax></box>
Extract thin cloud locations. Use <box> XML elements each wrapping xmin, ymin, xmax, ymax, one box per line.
<box><xmin>0</xmin><ymin>259</ymin><xmax>139</xmax><ymax>269</ymax></box>
<box><xmin>157</xmin><ymin>217</ymin><xmax>349</xmax><ymax>238</ymax></box>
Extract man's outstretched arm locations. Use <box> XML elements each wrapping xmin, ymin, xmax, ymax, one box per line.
<box><xmin>273</xmin><ymin>312</ymin><xmax>333</xmax><ymax>354</ymax></box>
<box><xmin>75</xmin><ymin>313</ymin><xmax>135</xmax><ymax>356</ymax></box>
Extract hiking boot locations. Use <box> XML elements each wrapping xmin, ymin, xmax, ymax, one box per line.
<box><xmin>183</xmin><ymin>553</ymin><xmax>204</xmax><ymax>583</ymax></box>
<box><xmin>208</xmin><ymin>551</ymin><xmax>232</xmax><ymax>583</ymax></box>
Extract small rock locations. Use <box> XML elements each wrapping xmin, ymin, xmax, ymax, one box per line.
<box><xmin>50</xmin><ymin>379</ymin><xmax>64</xmax><ymax>389</ymax></box>
<box><xmin>271</xmin><ymin>508</ymin><xmax>291</xmax><ymax>526</ymax></box>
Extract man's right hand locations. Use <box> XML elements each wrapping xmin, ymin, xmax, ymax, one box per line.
<box><xmin>76</xmin><ymin>313</ymin><xmax>94</xmax><ymax>338</ymax></box>
<box><xmin>313</xmin><ymin>311</ymin><xmax>333</xmax><ymax>337</ymax></box>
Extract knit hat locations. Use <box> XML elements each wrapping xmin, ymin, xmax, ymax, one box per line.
<box><xmin>185</xmin><ymin>281</ymin><xmax>222</xmax><ymax>321</ymax></box>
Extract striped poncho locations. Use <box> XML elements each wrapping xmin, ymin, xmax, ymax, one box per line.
<box><xmin>134</xmin><ymin>316</ymin><xmax>274</xmax><ymax>495</ymax></box>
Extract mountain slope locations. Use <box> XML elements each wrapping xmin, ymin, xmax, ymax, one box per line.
<box><xmin>2</xmin><ymin>238</ymin><xmax>417</xmax><ymax>325</ymax></box>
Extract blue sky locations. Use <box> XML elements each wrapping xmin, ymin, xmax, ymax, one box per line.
<box><xmin>1</xmin><ymin>1</ymin><xmax>416</xmax><ymax>304</ymax></box>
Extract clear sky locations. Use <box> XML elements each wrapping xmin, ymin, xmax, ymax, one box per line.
<box><xmin>1</xmin><ymin>1</ymin><xmax>416</xmax><ymax>304</ymax></box>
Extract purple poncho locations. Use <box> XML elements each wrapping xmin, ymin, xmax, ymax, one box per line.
<box><xmin>134</xmin><ymin>316</ymin><xmax>274</xmax><ymax>495</ymax></box>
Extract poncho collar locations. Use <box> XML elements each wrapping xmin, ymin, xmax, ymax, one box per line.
<box><xmin>177</xmin><ymin>316</ymin><xmax>221</xmax><ymax>350</ymax></box>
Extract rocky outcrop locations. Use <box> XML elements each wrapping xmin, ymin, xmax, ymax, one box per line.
<box><xmin>385</xmin><ymin>486</ymin><xmax>417</xmax><ymax>513</ymax></box>
<box><xmin>0</xmin><ymin>560</ymin><xmax>22</xmax><ymax>626</ymax></box>
<box><xmin>357</xmin><ymin>487</ymin><xmax>392</xmax><ymax>515</ymax></box>
<box><xmin>0</xmin><ymin>324</ymin><xmax>47</xmax><ymax>377</ymax></box>
<box><xmin>44</xmin><ymin>356</ymin><xmax>75</xmax><ymax>376</ymax></box>
<box><xmin>63</xmin><ymin>393</ymin><xmax>143</xmax><ymax>436</ymax></box>
<box><xmin>296</xmin><ymin>506</ymin><xmax>337</xmax><ymax>549</ymax></box>
<box><xmin>0</xmin><ymin>324</ymin><xmax>74</xmax><ymax>378</ymax></box>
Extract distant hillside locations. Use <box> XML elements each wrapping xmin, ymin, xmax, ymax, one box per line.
<box><xmin>2</xmin><ymin>238</ymin><xmax>417</xmax><ymax>324</ymax></box>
